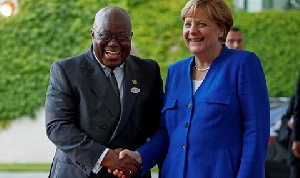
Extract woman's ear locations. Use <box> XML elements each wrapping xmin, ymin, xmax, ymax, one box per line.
<box><xmin>218</xmin><ymin>26</ymin><xmax>225</xmax><ymax>38</ymax></box>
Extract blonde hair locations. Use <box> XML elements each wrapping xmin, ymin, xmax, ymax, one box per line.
<box><xmin>181</xmin><ymin>0</ymin><xmax>233</xmax><ymax>43</ymax></box>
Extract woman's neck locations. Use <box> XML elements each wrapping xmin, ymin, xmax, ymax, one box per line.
<box><xmin>194</xmin><ymin>44</ymin><xmax>223</xmax><ymax>68</ymax></box>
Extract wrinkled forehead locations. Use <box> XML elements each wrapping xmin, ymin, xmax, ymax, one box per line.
<box><xmin>94</xmin><ymin>7</ymin><xmax>132</xmax><ymax>31</ymax></box>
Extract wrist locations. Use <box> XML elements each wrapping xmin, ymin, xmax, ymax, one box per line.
<box><xmin>134</xmin><ymin>151</ymin><xmax>142</xmax><ymax>164</ymax></box>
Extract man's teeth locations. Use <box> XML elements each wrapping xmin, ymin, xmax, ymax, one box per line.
<box><xmin>106</xmin><ymin>51</ymin><xmax>120</xmax><ymax>54</ymax></box>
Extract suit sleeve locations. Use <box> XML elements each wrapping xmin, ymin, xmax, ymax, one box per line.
<box><xmin>294</xmin><ymin>72</ymin><xmax>300</xmax><ymax>141</ymax></box>
<box><xmin>237</xmin><ymin>53</ymin><xmax>270</xmax><ymax>178</ymax></box>
<box><xmin>280</xmin><ymin>95</ymin><xmax>295</xmax><ymax>131</ymax></box>
<box><xmin>142</xmin><ymin>60</ymin><xmax>164</xmax><ymax>138</ymax></box>
<box><xmin>45</xmin><ymin>61</ymin><xmax>105</xmax><ymax>175</ymax></box>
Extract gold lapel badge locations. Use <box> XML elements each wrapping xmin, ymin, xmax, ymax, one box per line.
<box><xmin>132</xmin><ymin>79</ymin><xmax>137</xmax><ymax>85</ymax></box>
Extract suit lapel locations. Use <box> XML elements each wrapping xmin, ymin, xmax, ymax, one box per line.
<box><xmin>111</xmin><ymin>56</ymin><xmax>141</xmax><ymax>139</ymax></box>
<box><xmin>79</xmin><ymin>48</ymin><xmax>121</xmax><ymax>118</ymax></box>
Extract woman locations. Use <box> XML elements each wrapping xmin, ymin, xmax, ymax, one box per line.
<box><xmin>115</xmin><ymin>0</ymin><xmax>270</xmax><ymax>177</ymax></box>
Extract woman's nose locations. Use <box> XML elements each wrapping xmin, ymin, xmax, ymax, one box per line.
<box><xmin>190</xmin><ymin>23</ymin><xmax>199</xmax><ymax>33</ymax></box>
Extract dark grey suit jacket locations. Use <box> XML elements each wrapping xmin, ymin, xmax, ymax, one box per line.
<box><xmin>45</xmin><ymin>46</ymin><xmax>163</xmax><ymax>178</ymax></box>
<box><xmin>294</xmin><ymin>72</ymin><xmax>300</xmax><ymax>142</ymax></box>
<box><xmin>289</xmin><ymin>72</ymin><xmax>300</xmax><ymax>166</ymax></box>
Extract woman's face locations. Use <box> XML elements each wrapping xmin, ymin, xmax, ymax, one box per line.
<box><xmin>183</xmin><ymin>8</ymin><xmax>224</xmax><ymax>56</ymax></box>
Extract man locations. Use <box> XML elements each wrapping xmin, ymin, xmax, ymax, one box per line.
<box><xmin>290</xmin><ymin>72</ymin><xmax>300</xmax><ymax>178</ymax></box>
<box><xmin>225</xmin><ymin>26</ymin><xmax>244</xmax><ymax>50</ymax></box>
<box><xmin>265</xmin><ymin>95</ymin><xmax>293</xmax><ymax>178</ymax></box>
<box><xmin>45</xmin><ymin>6</ymin><xmax>163</xmax><ymax>178</ymax></box>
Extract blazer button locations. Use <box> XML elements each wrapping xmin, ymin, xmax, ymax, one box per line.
<box><xmin>184</xmin><ymin>123</ymin><xmax>189</xmax><ymax>128</ymax></box>
<box><xmin>99</xmin><ymin>125</ymin><xmax>106</xmax><ymax>129</ymax></box>
<box><xmin>187</xmin><ymin>103</ymin><xmax>193</xmax><ymax>108</ymax></box>
<box><xmin>182</xmin><ymin>144</ymin><xmax>187</xmax><ymax>149</ymax></box>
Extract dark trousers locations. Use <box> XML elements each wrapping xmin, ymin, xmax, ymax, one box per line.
<box><xmin>265</xmin><ymin>140</ymin><xmax>290</xmax><ymax>178</ymax></box>
<box><xmin>290</xmin><ymin>161</ymin><xmax>300</xmax><ymax>178</ymax></box>
<box><xmin>265</xmin><ymin>160</ymin><xmax>290</xmax><ymax>178</ymax></box>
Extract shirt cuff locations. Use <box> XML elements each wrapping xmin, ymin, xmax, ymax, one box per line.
<box><xmin>92</xmin><ymin>148</ymin><xmax>110</xmax><ymax>174</ymax></box>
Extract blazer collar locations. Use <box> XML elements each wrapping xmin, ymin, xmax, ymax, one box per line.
<box><xmin>79</xmin><ymin>46</ymin><xmax>121</xmax><ymax>118</ymax></box>
<box><xmin>79</xmin><ymin>47</ymin><xmax>141</xmax><ymax>140</ymax></box>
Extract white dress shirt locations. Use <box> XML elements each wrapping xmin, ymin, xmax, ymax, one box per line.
<box><xmin>92</xmin><ymin>52</ymin><xmax>124</xmax><ymax>173</ymax></box>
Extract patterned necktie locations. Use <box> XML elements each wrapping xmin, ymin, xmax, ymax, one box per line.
<box><xmin>109</xmin><ymin>70</ymin><xmax>120</xmax><ymax>100</ymax></box>
<box><xmin>108</xmin><ymin>69</ymin><xmax>121</xmax><ymax>137</ymax></box>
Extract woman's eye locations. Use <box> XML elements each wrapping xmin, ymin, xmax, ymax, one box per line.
<box><xmin>184</xmin><ymin>23</ymin><xmax>191</xmax><ymax>27</ymax></box>
<box><xmin>198</xmin><ymin>23</ymin><xmax>206</xmax><ymax>27</ymax></box>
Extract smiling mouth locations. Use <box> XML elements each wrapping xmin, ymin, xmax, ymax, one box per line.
<box><xmin>190</xmin><ymin>38</ymin><xmax>204</xmax><ymax>42</ymax></box>
<box><xmin>105</xmin><ymin>51</ymin><xmax>121</xmax><ymax>55</ymax></box>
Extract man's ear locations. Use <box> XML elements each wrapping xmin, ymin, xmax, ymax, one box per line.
<box><xmin>91</xmin><ymin>29</ymin><xmax>95</xmax><ymax>39</ymax></box>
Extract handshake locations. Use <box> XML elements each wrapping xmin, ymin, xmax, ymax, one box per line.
<box><xmin>102</xmin><ymin>149</ymin><xmax>143</xmax><ymax>178</ymax></box>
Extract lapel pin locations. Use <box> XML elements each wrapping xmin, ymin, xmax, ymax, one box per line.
<box><xmin>131</xmin><ymin>87</ymin><xmax>140</xmax><ymax>94</ymax></box>
<box><xmin>132</xmin><ymin>80</ymin><xmax>137</xmax><ymax>85</ymax></box>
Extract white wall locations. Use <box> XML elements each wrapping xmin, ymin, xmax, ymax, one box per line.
<box><xmin>0</xmin><ymin>108</ymin><xmax>55</xmax><ymax>163</ymax></box>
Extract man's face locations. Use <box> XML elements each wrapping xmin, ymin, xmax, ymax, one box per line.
<box><xmin>225</xmin><ymin>31</ymin><xmax>243</xmax><ymax>49</ymax></box>
<box><xmin>92</xmin><ymin>9</ymin><xmax>132</xmax><ymax>69</ymax></box>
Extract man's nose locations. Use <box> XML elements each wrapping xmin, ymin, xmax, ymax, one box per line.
<box><xmin>108</xmin><ymin>37</ymin><xmax>120</xmax><ymax>45</ymax></box>
<box><xmin>233</xmin><ymin>42</ymin><xmax>239</xmax><ymax>49</ymax></box>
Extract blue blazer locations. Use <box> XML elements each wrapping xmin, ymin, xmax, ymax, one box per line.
<box><xmin>138</xmin><ymin>46</ymin><xmax>270</xmax><ymax>178</ymax></box>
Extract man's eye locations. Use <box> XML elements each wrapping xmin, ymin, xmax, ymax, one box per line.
<box><xmin>100</xmin><ymin>34</ymin><xmax>110</xmax><ymax>39</ymax></box>
<box><xmin>118</xmin><ymin>34</ymin><xmax>128</xmax><ymax>41</ymax></box>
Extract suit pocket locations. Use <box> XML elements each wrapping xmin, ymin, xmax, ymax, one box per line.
<box><xmin>202</xmin><ymin>93</ymin><xmax>231</xmax><ymax>117</ymax></box>
<box><xmin>204</xmin><ymin>93</ymin><xmax>231</xmax><ymax>105</ymax></box>
<box><xmin>161</xmin><ymin>98</ymin><xmax>178</xmax><ymax>129</ymax></box>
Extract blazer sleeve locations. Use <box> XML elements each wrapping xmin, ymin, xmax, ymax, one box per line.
<box><xmin>237</xmin><ymin>53</ymin><xmax>270</xmax><ymax>178</ymax></box>
<box><xmin>137</xmin><ymin>66</ymin><xmax>172</xmax><ymax>175</ymax></box>
<box><xmin>45</xmin><ymin>61</ymin><xmax>105</xmax><ymax>175</ymax></box>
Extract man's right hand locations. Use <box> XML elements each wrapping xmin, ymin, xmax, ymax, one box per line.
<box><xmin>101</xmin><ymin>149</ymin><xmax>142</xmax><ymax>177</ymax></box>
<box><xmin>111</xmin><ymin>149</ymin><xmax>143</xmax><ymax>178</ymax></box>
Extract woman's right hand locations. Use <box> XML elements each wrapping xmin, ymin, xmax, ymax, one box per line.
<box><xmin>111</xmin><ymin>149</ymin><xmax>143</xmax><ymax>177</ymax></box>
<box><xmin>119</xmin><ymin>149</ymin><xmax>142</xmax><ymax>164</ymax></box>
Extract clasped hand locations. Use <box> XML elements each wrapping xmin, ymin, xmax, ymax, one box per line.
<box><xmin>292</xmin><ymin>141</ymin><xmax>300</xmax><ymax>158</ymax></box>
<box><xmin>106</xmin><ymin>149</ymin><xmax>142</xmax><ymax>178</ymax></box>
